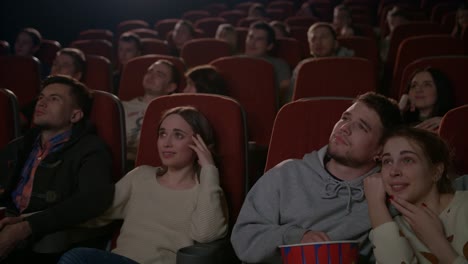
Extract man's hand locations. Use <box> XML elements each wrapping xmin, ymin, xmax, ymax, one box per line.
<box><xmin>301</xmin><ymin>230</ymin><xmax>330</xmax><ymax>243</ymax></box>
<box><xmin>0</xmin><ymin>217</ymin><xmax>24</xmax><ymax>230</ymax></box>
<box><xmin>0</xmin><ymin>221</ymin><xmax>32</xmax><ymax>258</ymax></box>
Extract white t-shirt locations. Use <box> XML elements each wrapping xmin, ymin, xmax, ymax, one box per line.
<box><xmin>122</xmin><ymin>97</ymin><xmax>149</xmax><ymax>160</ymax></box>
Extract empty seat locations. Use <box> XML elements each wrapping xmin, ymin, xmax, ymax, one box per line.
<box><xmin>182</xmin><ymin>10</ymin><xmax>211</xmax><ymax>23</ymax></box>
<box><xmin>195</xmin><ymin>17</ymin><xmax>227</xmax><ymax>37</ymax></box>
<box><xmin>154</xmin><ymin>18</ymin><xmax>180</xmax><ymax>40</ymax></box>
<box><xmin>285</xmin><ymin>16</ymin><xmax>318</xmax><ymax>28</ymax></box>
<box><xmin>83</xmin><ymin>55</ymin><xmax>113</xmax><ymax>92</ymax></box>
<box><xmin>180</xmin><ymin>38</ymin><xmax>231</xmax><ymax>69</ymax></box>
<box><xmin>117</xmin><ymin>19</ymin><xmax>149</xmax><ymax>36</ymax></box>
<box><xmin>293</xmin><ymin>57</ymin><xmax>376</xmax><ymax>100</ymax></box>
<box><xmin>90</xmin><ymin>90</ymin><xmax>127</xmax><ymax>180</ymax></box>
<box><xmin>78</xmin><ymin>29</ymin><xmax>114</xmax><ymax>43</ymax></box>
<box><xmin>140</xmin><ymin>39</ymin><xmax>170</xmax><ymax>55</ymax></box>
<box><xmin>218</xmin><ymin>10</ymin><xmax>246</xmax><ymax>26</ymax></box>
<box><xmin>0</xmin><ymin>55</ymin><xmax>41</xmax><ymax>107</ymax></box>
<box><xmin>211</xmin><ymin>56</ymin><xmax>277</xmax><ymax>148</ymax></box>
<box><xmin>70</xmin><ymin>39</ymin><xmax>114</xmax><ymax>63</ymax></box>
<box><xmin>272</xmin><ymin>38</ymin><xmax>303</xmax><ymax>69</ymax></box>
<box><xmin>338</xmin><ymin>36</ymin><xmax>379</xmax><ymax>69</ymax></box>
<box><xmin>36</xmin><ymin>39</ymin><xmax>61</xmax><ymax>68</ymax></box>
<box><xmin>129</xmin><ymin>28</ymin><xmax>159</xmax><ymax>39</ymax></box>
<box><xmin>203</xmin><ymin>3</ymin><xmax>228</xmax><ymax>16</ymax></box>
<box><xmin>267</xmin><ymin>1</ymin><xmax>295</xmax><ymax>17</ymax></box>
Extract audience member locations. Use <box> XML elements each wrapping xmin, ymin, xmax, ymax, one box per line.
<box><xmin>380</xmin><ymin>6</ymin><xmax>409</xmax><ymax>61</ymax></box>
<box><xmin>270</xmin><ymin>21</ymin><xmax>290</xmax><ymax>39</ymax></box>
<box><xmin>307</xmin><ymin>22</ymin><xmax>354</xmax><ymax>58</ymax></box>
<box><xmin>123</xmin><ymin>59</ymin><xmax>180</xmax><ymax>162</ymax></box>
<box><xmin>51</xmin><ymin>48</ymin><xmax>87</xmax><ymax>81</ymax></box>
<box><xmin>333</xmin><ymin>4</ymin><xmax>356</xmax><ymax>37</ymax></box>
<box><xmin>296</xmin><ymin>0</ymin><xmax>320</xmax><ymax>19</ymax></box>
<box><xmin>0</xmin><ymin>75</ymin><xmax>114</xmax><ymax>263</ymax></box>
<box><xmin>114</xmin><ymin>32</ymin><xmax>142</xmax><ymax>94</ymax></box>
<box><xmin>452</xmin><ymin>3</ymin><xmax>468</xmax><ymax>38</ymax></box>
<box><xmin>244</xmin><ymin>21</ymin><xmax>291</xmax><ymax>104</ymax></box>
<box><xmin>399</xmin><ymin>68</ymin><xmax>454</xmax><ymax>132</ymax></box>
<box><xmin>231</xmin><ymin>92</ymin><xmax>402</xmax><ymax>263</ymax></box>
<box><xmin>364</xmin><ymin>127</ymin><xmax>468</xmax><ymax>263</ymax></box>
<box><xmin>14</xmin><ymin>27</ymin><xmax>41</xmax><ymax>57</ymax></box>
<box><xmin>248</xmin><ymin>3</ymin><xmax>267</xmax><ymax>19</ymax></box>
<box><xmin>14</xmin><ymin>27</ymin><xmax>50</xmax><ymax>78</ymax></box>
<box><xmin>58</xmin><ymin>106</ymin><xmax>228</xmax><ymax>264</ymax></box>
<box><xmin>171</xmin><ymin>20</ymin><xmax>195</xmax><ymax>56</ymax></box>
<box><xmin>183</xmin><ymin>65</ymin><xmax>227</xmax><ymax>95</ymax></box>
<box><xmin>215</xmin><ymin>24</ymin><xmax>238</xmax><ymax>54</ymax></box>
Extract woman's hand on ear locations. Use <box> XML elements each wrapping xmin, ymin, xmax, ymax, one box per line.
<box><xmin>189</xmin><ymin>134</ymin><xmax>215</xmax><ymax>167</ymax></box>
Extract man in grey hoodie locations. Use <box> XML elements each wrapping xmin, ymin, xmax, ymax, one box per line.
<box><xmin>231</xmin><ymin>92</ymin><xmax>402</xmax><ymax>263</ymax></box>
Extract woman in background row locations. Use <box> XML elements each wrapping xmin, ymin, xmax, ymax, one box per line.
<box><xmin>399</xmin><ymin>68</ymin><xmax>454</xmax><ymax>132</ymax></box>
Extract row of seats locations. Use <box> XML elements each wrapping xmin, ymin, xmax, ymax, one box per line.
<box><xmin>2</xmin><ymin>54</ymin><xmax>468</xmax><ymax>150</ymax></box>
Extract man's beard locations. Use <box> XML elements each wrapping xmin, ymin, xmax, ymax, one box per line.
<box><xmin>326</xmin><ymin>145</ymin><xmax>369</xmax><ymax>168</ymax></box>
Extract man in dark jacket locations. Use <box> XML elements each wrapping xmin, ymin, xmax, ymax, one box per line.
<box><xmin>0</xmin><ymin>75</ymin><xmax>114</xmax><ymax>262</ymax></box>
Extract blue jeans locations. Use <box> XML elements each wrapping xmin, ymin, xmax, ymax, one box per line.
<box><xmin>58</xmin><ymin>247</ymin><xmax>138</xmax><ymax>264</ymax></box>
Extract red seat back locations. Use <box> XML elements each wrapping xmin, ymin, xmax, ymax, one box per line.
<box><xmin>218</xmin><ymin>10</ymin><xmax>246</xmax><ymax>26</ymax></box>
<box><xmin>36</xmin><ymin>39</ymin><xmax>61</xmax><ymax>68</ymax></box>
<box><xmin>181</xmin><ymin>38</ymin><xmax>232</xmax><ymax>69</ymax></box>
<box><xmin>211</xmin><ymin>56</ymin><xmax>277</xmax><ymax>147</ymax></box>
<box><xmin>141</xmin><ymin>39</ymin><xmax>170</xmax><ymax>55</ymax></box>
<box><xmin>117</xmin><ymin>19</ymin><xmax>149</xmax><ymax>36</ymax></box>
<box><xmin>265</xmin><ymin>97</ymin><xmax>353</xmax><ymax>171</ymax></box>
<box><xmin>0</xmin><ymin>55</ymin><xmax>41</xmax><ymax>107</ymax></box>
<box><xmin>293</xmin><ymin>57</ymin><xmax>376</xmax><ymax>100</ymax></box>
<box><xmin>195</xmin><ymin>17</ymin><xmax>227</xmax><ymax>37</ymax></box>
<box><xmin>83</xmin><ymin>55</ymin><xmax>113</xmax><ymax>92</ymax></box>
<box><xmin>90</xmin><ymin>91</ymin><xmax>127</xmax><ymax>181</ymax></box>
<box><xmin>70</xmin><ymin>39</ymin><xmax>114</xmax><ymax>63</ymax></box>
<box><xmin>182</xmin><ymin>10</ymin><xmax>211</xmax><ymax>23</ymax></box>
<box><xmin>272</xmin><ymin>38</ymin><xmax>303</xmax><ymax>69</ymax></box>
<box><xmin>129</xmin><ymin>28</ymin><xmax>159</xmax><ymax>39</ymax></box>
<box><xmin>439</xmin><ymin>105</ymin><xmax>468</xmax><ymax>175</ymax></box>
<box><xmin>338</xmin><ymin>36</ymin><xmax>379</xmax><ymax>69</ymax></box>
<box><xmin>78</xmin><ymin>29</ymin><xmax>114</xmax><ymax>43</ymax></box>
<box><xmin>154</xmin><ymin>19</ymin><xmax>180</xmax><ymax>40</ymax></box>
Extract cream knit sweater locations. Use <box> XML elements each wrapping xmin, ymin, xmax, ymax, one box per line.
<box><xmin>87</xmin><ymin>164</ymin><xmax>228</xmax><ymax>264</ymax></box>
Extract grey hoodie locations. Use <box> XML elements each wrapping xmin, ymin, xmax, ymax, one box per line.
<box><xmin>231</xmin><ymin>146</ymin><xmax>377</xmax><ymax>263</ymax></box>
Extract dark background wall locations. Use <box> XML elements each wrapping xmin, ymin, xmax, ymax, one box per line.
<box><xmin>0</xmin><ymin>0</ymin><xmax>231</xmax><ymax>47</ymax></box>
